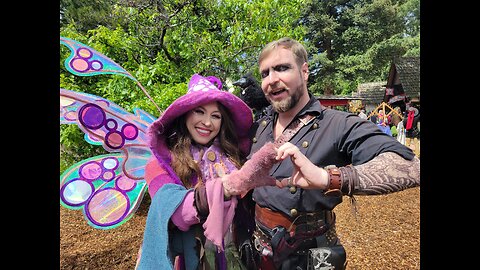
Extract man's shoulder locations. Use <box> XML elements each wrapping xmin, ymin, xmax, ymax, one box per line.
<box><xmin>321</xmin><ymin>108</ymin><xmax>354</xmax><ymax>119</ymax></box>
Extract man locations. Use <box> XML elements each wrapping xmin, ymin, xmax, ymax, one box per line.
<box><xmin>237</xmin><ymin>37</ymin><xmax>420</xmax><ymax>270</ymax></box>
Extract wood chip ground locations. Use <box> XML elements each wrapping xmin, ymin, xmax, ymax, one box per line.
<box><xmin>60</xmin><ymin>187</ymin><xmax>420</xmax><ymax>269</ymax></box>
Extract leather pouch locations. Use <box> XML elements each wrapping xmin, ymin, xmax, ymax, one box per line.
<box><xmin>238</xmin><ymin>238</ymin><xmax>258</xmax><ymax>270</ymax></box>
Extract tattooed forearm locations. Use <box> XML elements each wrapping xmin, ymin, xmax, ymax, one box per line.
<box><xmin>352</xmin><ymin>152</ymin><xmax>420</xmax><ymax>195</ymax></box>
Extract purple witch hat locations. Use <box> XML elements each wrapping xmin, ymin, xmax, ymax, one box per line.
<box><xmin>148</xmin><ymin>74</ymin><xmax>253</xmax><ymax>160</ymax></box>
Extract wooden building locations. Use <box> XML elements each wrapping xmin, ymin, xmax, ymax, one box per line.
<box><xmin>384</xmin><ymin>56</ymin><xmax>420</xmax><ymax>110</ymax></box>
<box><xmin>353</xmin><ymin>56</ymin><xmax>420</xmax><ymax>114</ymax></box>
<box><xmin>352</xmin><ymin>81</ymin><xmax>386</xmax><ymax>113</ymax></box>
<box><xmin>316</xmin><ymin>95</ymin><xmax>364</xmax><ymax>112</ymax></box>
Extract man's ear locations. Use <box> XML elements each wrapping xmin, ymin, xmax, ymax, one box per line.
<box><xmin>301</xmin><ymin>62</ymin><xmax>309</xmax><ymax>81</ymax></box>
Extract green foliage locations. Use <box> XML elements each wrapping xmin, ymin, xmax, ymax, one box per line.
<box><xmin>60</xmin><ymin>125</ymin><xmax>107</xmax><ymax>173</ymax></box>
<box><xmin>60</xmin><ymin>0</ymin><xmax>117</xmax><ymax>33</ymax></box>
<box><xmin>398</xmin><ymin>0</ymin><xmax>420</xmax><ymax>37</ymax></box>
<box><xmin>59</xmin><ymin>0</ymin><xmax>419</xmax><ymax>171</ymax></box>
<box><xmin>301</xmin><ymin>0</ymin><xmax>420</xmax><ymax>95</ymax></box>
<box><xmin>400</xmin><ymin>34</ymin><xmax>420</xmax><ymax>57</ymax></box>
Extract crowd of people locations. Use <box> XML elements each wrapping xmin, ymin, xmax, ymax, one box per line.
<box><xmin>361</xmin><ymin>104</ymin><xmax>420</xmax><ymax>158</ymax></box>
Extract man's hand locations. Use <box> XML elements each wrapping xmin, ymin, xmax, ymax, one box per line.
<box><xmin>275</xmin><ymin>142</ymin><xmax>329</xmax><ymax>189</ymax></box>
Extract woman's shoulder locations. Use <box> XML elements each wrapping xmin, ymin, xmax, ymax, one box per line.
<box><xmin>144</xmin><ymin>156</ymin><xmax>172</xmax><ymax>184</ymax></box>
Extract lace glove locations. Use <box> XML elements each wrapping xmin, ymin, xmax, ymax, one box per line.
<box><xmin>222</xmin><ymin>142</ymin><xmax>279</xmax><ymax>197</ymax></box>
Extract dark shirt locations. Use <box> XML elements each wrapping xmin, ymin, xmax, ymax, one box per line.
<box><xmin>248</xmin><ymin>93</ymin><xmax>414</xmax><ymax>217</ymax></box>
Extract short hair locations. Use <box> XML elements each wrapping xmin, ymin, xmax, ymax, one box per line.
<box><xmin>258</xmin><ymin>37</ymin><xmax>308</xmax><ymax>67</ymax></box>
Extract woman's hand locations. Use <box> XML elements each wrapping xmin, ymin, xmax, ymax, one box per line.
<box><xmin>222</xmin><ymin>142</ymin><xmax>278</xmax><ymax>196</ymax></box>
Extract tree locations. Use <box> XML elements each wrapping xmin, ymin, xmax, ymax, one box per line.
<box><xmin>60</xmin><ymin>0</ymin><xmax>117</xmax><ymax>32</ymax></box>
<box><xmin>300</xmin><ymin>0</ymin><xmax>420</xmax><ymax>95</ymax></box>
<box><xmin>60</xmin><ymin>0</ymin><xmax>420</xmax><ymax>171</ymax></box>
<box><xmin>60</xmin><ymin>0</ymin><xmax>305</xmax><ymax>171</ymax></box>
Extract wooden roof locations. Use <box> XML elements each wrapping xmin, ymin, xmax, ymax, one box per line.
<box><xmin>387</xmin><ymin>56</ymin><xmax>420</xmax><ymax>99</ymax></box>
<box><xmin>353</xmin><ymin>81</ymin><xmax>386</xmax><ymax>105</ymax></box>
<box><xmin>353</xmin><ymin>57</ymin><xmax>420</xmax><ymax>105</ymax></box>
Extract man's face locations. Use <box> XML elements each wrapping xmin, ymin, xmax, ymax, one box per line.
<box><xmin>259</xmin><ymin>47</ymin><xmax>308</xmax><ymax>113</ymax></box>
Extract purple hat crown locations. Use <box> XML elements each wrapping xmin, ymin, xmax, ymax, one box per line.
<box><xmin>187</xmin><ymin>74</ymin><xmax>223</xmax><ymax>94</ymax></box>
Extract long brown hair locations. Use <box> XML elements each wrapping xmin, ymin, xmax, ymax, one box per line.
<box><xmin>165</xmin><ymin>102</ymin><xmax>245</xmax><ymax>188</ymax></box>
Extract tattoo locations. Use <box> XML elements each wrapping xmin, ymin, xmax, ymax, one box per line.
<box><xmin>353</xmin><ymin>152</ymin><xmax>420</xmax><ymax>195</ymax></box>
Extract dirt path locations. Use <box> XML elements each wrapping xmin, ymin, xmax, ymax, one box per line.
<box><xmin>60</xmin><ymin>187</ymin><xmax>420</xmax><ymax>269</ymax></box>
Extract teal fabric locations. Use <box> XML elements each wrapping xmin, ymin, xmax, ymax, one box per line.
<box><xmin>137</xmin><ymin>184</ymin><xmax>198</xmax><ymax>270</ymax></box>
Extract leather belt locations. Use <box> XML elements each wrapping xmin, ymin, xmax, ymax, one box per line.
<box><xmin>254</xmin><ymin>204</ymin><xmax>331</xmax><ymax>232</ymax></box>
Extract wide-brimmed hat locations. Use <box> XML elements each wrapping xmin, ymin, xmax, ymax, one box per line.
<box><xmin>148</xmin><ymin>74</ymin><xmax>253</xmax><ymax>158</ymax></box>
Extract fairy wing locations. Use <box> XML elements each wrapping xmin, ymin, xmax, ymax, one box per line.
<box><xmin>60</xmin><ymin>88</ymin><xmax>156</xmax><ymax>229</ymax></box>
<box><xmin>60</xmin><ymin>88</ymin><xmax>155</xmax><ymax>152</ymax></box>
<box><xmin>60</xmin><ymin>36</ymin><xmax>137</xmax><ymax>80</ymax></box>
<box><xmin>60</xmin><ymin>153</ymin><xmax>147</xmax><ymax>229</ymax></box>
<box><xmin>60</xmin><ymin>36</ymin><xmax>162</xmax><ymax>229</ymax></box>
<box><xmin>60</xmin><ymin>36</ymin><xmax>162</xmax><ymax>113</ymax></box>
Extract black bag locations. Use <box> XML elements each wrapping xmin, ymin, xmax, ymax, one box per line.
<box><xmin>307</xmin><ymin>245</ymin><xmax>347</xmax><ymax>270</ymax></box>
<box><xmin>234</xmin><ymin>192</ymin><xmax>259</xmax><ymax>270</ymax></box>
<box><xmin>238</xmin><ymin>238</ymin><xmax>259</xmax><ymax>270</ymax></box>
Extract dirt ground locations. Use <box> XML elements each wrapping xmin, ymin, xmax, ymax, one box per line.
<box><xmin>60</xmin><ymin>187</ymin><xmax>420</xmax><ymax>270</ymax></box>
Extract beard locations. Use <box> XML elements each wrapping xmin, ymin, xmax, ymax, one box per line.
<box><xmin>269</xmin><ymin>83</ymin><xmax>305</xmax><ymax>113</ymax></box>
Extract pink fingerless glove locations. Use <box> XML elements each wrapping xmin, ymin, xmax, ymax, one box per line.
<box><xmin>222</xmin><ymin>142</ymin><xmax>279</xmax><ymax>196</ymax></box>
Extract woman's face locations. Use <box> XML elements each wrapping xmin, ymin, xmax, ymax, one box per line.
<box><xmin>185</xmin><ymin>101</ymin><xmax>222</xmax><ymax>145</ymax></box>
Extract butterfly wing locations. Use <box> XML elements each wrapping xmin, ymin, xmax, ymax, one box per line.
<box><xmin>60</xmin><ymin>36</ymin><xmax>162</xmax><ymax>113</ymax></box>
<box><xmin>61</xmin><ymin>88</ymin><xmax>155</xmax><ymax>153</ymax></box>
<box><xmin>60</xmin><ymin>35</ymin><xmax>163</xmax><ymax>229</ymax></box>
<box><xmin>60</xmin><ymin>36</ymin><xmax>137</xmax><ymax>80</ymax></box>
<box><xmin>60</xmin><ymin>153</ymin><xmax>149</xmax><ymax>229</ymax></box>
<box><xmin>60</xmin><ymin>88</ymin><xmax>156</xmax><ymax>229</ymax></box>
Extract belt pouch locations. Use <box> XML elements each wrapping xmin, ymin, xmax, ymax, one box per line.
<box><xmin>306</xmin><ymin>245</ymin><xmax>346</xmax><ymax>270</ymax></box>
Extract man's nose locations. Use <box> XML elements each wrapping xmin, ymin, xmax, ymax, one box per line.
<box><xmin>268</xmin><ymin>70</ymin><xmax>280</xmax><ymax>84</ymax></box>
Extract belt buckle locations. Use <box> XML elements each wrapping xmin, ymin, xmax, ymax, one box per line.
<box><xmin>306</xmin><ymin>212</ymin><xmax>316</xmax><ymax>226</ymax></box>
<box><xmin>253</xmin><ymin>225</ymin><xmax>273</xmax><ymax>256</ymax></box>
<box><xmin>303</xmin><ymin>212</ymin><xmax>317</xmax><ymax>231</ymax></box>
<box><xmin>253</xmin><ymin>234</ymin><xmax>263</xmax><ymax>252</ymax></box>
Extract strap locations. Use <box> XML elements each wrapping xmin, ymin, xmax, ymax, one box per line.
<box><xmin>274</xmin><ymin>114</ymin><xmax>315</xmax><ymax>146</ymax></box>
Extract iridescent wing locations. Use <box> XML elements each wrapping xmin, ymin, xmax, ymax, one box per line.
<box><xmin>60</xmin><ymin>36</ymin><xmax>160</xmax><ymax>229</ymax></box>
<box><xmin>60</xmin><ymin>88</ymin><xmax>156</xmax><ymax>229</ymax></box>
<box><xmin>60</xmin><ymin>36</ymin><xmax>161</xmax><ymax>112</ymax></box>
<box><xmin>60</xmin><ymin>36</ymin><xmax>137</xmax><ymax>80</ymax></box>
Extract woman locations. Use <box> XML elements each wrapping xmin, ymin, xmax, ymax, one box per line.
<box><xmin>136</xmin><ymin>74</ymin><xmax>279</xmax><ymax>270</ymax></box>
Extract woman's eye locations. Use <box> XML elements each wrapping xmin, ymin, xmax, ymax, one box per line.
<box><xmin>193</xmin><ymin>109</ymin><xmax>204</xmax><ymax>115</ymax></box>
<box><xmin>211</xmin><ymin>114</ymin><xmax>221</xmax><ymax>120</ymax></box>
